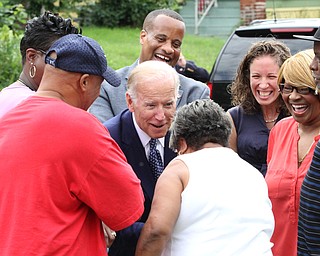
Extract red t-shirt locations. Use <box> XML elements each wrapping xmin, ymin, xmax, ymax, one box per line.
<box><xmin>266</xmin><ymin>117</ymin><xmax>320</xmax><ymax>256</ymax></box>
<box><xmin>0</xmin><ymin>96</ymin><xmax>144</xmax><ymax>255</ymax></box>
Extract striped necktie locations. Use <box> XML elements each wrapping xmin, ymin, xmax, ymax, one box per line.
<box><xmin>148</xmin><ymin>138</ymin><xmax>164</xmax><ymax>180</ymax></box>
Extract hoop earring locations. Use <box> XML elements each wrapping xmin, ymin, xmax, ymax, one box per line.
<box><xmin>29</xmin><ymin>63</ymin><xmax>36</xmax><ymax>78</ymax></box>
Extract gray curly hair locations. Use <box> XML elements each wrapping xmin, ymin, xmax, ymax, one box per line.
<box><xmin>169</xmin><ymin>99</ymin><xmax>232</xmax><ymax>152</ymax></box>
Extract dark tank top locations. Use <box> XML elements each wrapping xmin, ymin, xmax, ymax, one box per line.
<box><xmin>228</xmin><ymin>106</ymin><xmax>284</xmax><ymax>176</ymax></box>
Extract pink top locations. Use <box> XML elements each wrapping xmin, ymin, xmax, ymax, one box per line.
<box><xmin>265</xmin><ymin>117</ymin><xmax>320</xmax><ymax>256</ymax></box>
<box><xmin>0</xmin><ymin>81</ymin><xmax>35</xmax><ymax>118</ymax></box>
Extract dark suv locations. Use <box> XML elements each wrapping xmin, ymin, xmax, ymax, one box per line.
<box><xmin>208</xmin><ymin>18</ymin><xmax>320</xmax><ymax>110</ymax></box>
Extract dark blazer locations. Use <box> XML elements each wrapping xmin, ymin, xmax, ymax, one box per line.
<box><xmin>175</xmin><ymin>60</ymin><xmax>209</xmax><ymax>83</ymax></box>
<box><xmin>104</xmin><ymin>109</ymin><xmax>176</xmax><ymax>256</ymax></box>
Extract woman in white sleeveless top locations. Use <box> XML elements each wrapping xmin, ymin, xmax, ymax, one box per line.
<box><xmin>135</xmin><ymin>99</ymin><xmax>274</xmax><ymax>256</ymax></box>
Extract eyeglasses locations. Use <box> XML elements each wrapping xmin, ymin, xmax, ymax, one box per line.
<box><xmin>279</xmin><ymin>83</ymin><xmax>316</xmax><ymax>95</ymax></box>
<box><xmin>37</xmin><ymin>49</ymin><xmax>46</xmax><ymax>55</ymax></box>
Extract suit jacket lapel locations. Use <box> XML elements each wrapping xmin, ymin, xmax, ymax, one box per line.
<box><xmin>164</xmin><ymin>133</ymin><xmax>177</xmax><ymax>166</ymax></box>
<box><xmin>125</xmin><ymin>60</ymin><xmax>139</xmax><ymax>83</ymax></box>
<box><xmin>176</xmin><ymin>73</ymin><xmax>185</xmax><ymax>107</ymax></box>
<box><xmin>120</xmin><ymin>111</ymin><xmax>156</xmax><ymax>200</ymax></box>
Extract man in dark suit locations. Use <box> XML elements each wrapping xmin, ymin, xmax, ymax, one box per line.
<box><xmin>89</xmin><ymin>8</ymin><xmax>210</xmax><ymax>123</ymax></box>
<box><xmin>104</xmin><ymin>60</ymin><xmax>179</xmax><ymax>256</ymax></box>
<box><xmin>175</xmin><ymin>52</ymin><xmax>210</xmax><ymax>83</ymax></box>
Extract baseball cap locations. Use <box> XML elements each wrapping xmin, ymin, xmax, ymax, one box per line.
<box><xmin>294</xmin><ymin>26</ymin><xmax>320</xmax><ymax>42</ymax></box>
<box><xmin>45</xmin><ymin>34</ymin><xmax>120</xmax><ymax>87</ymax></box>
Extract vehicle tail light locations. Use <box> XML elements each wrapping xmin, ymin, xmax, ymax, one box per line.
<box><xmin>207</xmin><ymin>82</ymin><xmax>213</xmax><ymax>99</ymax></box>
<box><xmin>270</xmin><ymin>28</ymin><xmax>314</xmax><ymax>33</ymax></box>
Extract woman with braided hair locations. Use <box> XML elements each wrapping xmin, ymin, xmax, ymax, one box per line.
<box><xmin>0</xmin><ymin>11</ymin><xmax>80</xmax><ymax>118</ymax></box>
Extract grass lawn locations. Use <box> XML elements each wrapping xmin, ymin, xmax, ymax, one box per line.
<box><xmin>83</xmin><ymin>26</ymin><xmax>226</xmax><ymax>73</ymax></box>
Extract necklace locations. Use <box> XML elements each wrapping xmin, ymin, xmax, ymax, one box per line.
<box><xmin>298</xmin><ymin>142</ymin><xmax>314</xmax><ymax>163</ymax></box>
<box><xmin>18</xmin><ymin>79</ymin><xmax>35</xmax><ymax>91</ymax></box>
<box><xmin>264</xmin><ymin>117</ymin><xmax>278</xmax><ymax>123</ymax></box>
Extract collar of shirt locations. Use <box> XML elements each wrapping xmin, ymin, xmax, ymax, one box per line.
<box><xmin>132</xmin><ymin>113</ymin><xmax>165</xmax><ymax>160</ymax></box>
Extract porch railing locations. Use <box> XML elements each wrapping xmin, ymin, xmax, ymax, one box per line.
<box><xmin>194</xmin><ymin>0</ymin><xmax>218</xmax><ymax>34</ymax></box>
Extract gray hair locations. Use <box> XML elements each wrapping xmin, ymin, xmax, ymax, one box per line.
<box><xmin>126</xmin><ymin>60</ymin><xmax>180</xmax><ymax>102</ymax></box>
<box><xmin>169</xmin><ymin>99</ymin><xmax>232</xmax><ymax>151</ymax></box>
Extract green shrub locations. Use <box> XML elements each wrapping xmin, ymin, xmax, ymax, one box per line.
<box><xmin>0</xmin><ymin>25</ymin><xmax>22</xmax><ymax>89</ymax></box>
<box><xmin>0</xmin><ymin>2</ymin><xmax>26</xmax><ymax>89</ymax></box>
<box><xmin>78</xmin><ymin>0</ymin><xmax>181</xmax><ymax>27</ymax></box>
<box><xmin>0</xmin><ymin>2</ymin><xmax>27</xmax><ymax>34</ymax></box>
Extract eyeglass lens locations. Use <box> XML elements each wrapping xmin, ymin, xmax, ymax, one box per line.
<box><xmin>280</xmin><ymin>84</ymin><xmax>313</xmax><ymax>95</ymax></box>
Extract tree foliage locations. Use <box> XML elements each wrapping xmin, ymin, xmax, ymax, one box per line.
<box><xmin>78</xmin><ymin>0</ymin><xmax>181</xmax><ymax>27</ymax></box>
<box><xmin>8</xmin><ymin>0</ymin><xmax>84</xmax><ymax>18</ymax></box>
<box><xmin>0</xmin><ymin>1</ymin><xmax>27</xmax><ymax>34</ymax></box>
<box><xmin>0</xmin><ymin>1</ymin><xmax>27</xmax><ymax>89</ymax></box>
<box><xmin>4</xmin><ymin>0</ymin><xmax>181</xmax><ymax>27</ymax></box>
